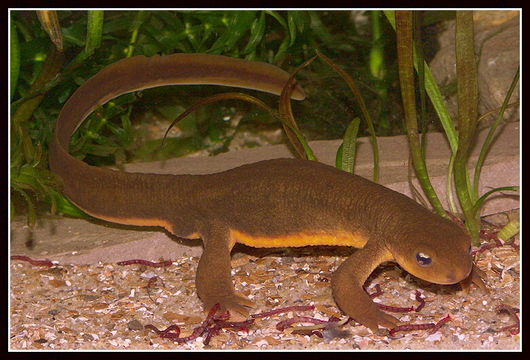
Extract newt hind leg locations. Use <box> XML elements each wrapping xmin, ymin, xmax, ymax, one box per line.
<box><xmin>195</xmin><ymin>223</ymin><xmax>256</xmax><ymax>321</ymax></box>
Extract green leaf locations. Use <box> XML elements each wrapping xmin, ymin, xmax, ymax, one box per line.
<box><xmin>125</xmin><ymin>11</ymin><xmax>148</xmax><ymax>57</ymax></box>
<box><xmin>369</xmin><ymin>11</ymin><xmax>385</xmax><ymax>79</ymax></box>
<box><xmin>10</xmin><ymin>20</ymin><xmax>20</xmax><ymax>99</ymax></box>
<box><xmin>273</xmin><ymin>36</ymin><xmax>291</xmax><ymax>63</ymax></box>
<box><xmin>208</xmin><ymin>11</ymin><xmax>256</xmax><ymax>54</ymax></box>
<box><xmin>384</xmin><ymin>10</ymin><xmax>458</xmax><ymax>154</ymax></box>
<box><xmin>265</xmin><ymin>10</ymin><xmax>288</xmax><ymax>29</ymax></box>
<box><xmin>395</xmin><ymin>11</ymin><xmax>446</xmax><ymax>217</ymax></box>
<box><xmin>308</xmin><ymin>11</ymin><xmax>334</xmax><ymax>45</ymax></box>
<box><xmin>453</xmin><ymin>11</ymin><xmax>480</xmax><ymax>242</ymax></box>
<box><xmin>316</xmin><ymin>49</ymin><xmax>380</xmax><ymax>182</ymax></box>
<box><xmin>243</xmin><ymin>12</ymin><xmax>266</xmax><ymax>55</ymax></box>
<box><xmin>338</xmin><ymin>117</ymin><xmax>361</xmax><ymax>173</ymax></box>
<box><xmin>291</xmin><ymin>11</ymin><xmax>308</xmax><ymax>33</ymax></box>
<box><xmin>473</xmin><ymin>67</ymin><xmax>519</xmax><ymax>200</ymax></box>
<box><xmin>471</xmin><ymin>186</ymin><xmax>519</xmax><ymax>217</ymax></box>
<box><xmin>62</xmin><ymin>20</ymin><xmax>87</xmax><ymax>47</ymax></box>
<box><xmin>47</xmin><ymin>189</ymin><xmax>90</xmax><ymax>218</ymax></box>
<box><xmin>497</xmin><ymin>219</ymin><xmax>519</xmax><ymax>241</ymax></box>
<box><xmin>67</xmin><ymin>11</ymin><xmax>104</xmax><ymax>66</ymax></box>
<box><xmin>287</xmin><ymin>12</ymin><xmax>298</xmax><ymax>46</ymax></box>
<box><xmin>335</xmin><ymin>144</ymin><xmax>343</xmax><ymax>169</ymax></box>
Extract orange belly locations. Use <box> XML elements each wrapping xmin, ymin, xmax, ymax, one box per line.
<box><xmin>229</xmin><ymin>228</ymin><xmax>367</xmax><ymax>248</ymax></box>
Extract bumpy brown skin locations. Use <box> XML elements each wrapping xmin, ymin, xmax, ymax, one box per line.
<box><xmin>49</xmin><ymin>53</ymin><xmax>486</xmax><ymax>332</ymax></box>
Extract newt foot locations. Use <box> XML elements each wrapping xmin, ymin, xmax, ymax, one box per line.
<box><xmin>460</xmin><ymin>264</ymin><xmax>489</xmax><ymax>294</ymax></box>
<box><xmin>353</xmin><ymin>303</ymin><xmax>402</xmax><ymax>333</ymax></box>
<box><xmin>203</xmin><ymin>293</ymin><xmax>256</xmax><ymax>321</ymax></box>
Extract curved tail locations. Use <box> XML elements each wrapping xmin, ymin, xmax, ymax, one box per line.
<box><xmin>48</xmin><ymin>53</ymin><xmax>305</xmax><ymax>225</ymax></box>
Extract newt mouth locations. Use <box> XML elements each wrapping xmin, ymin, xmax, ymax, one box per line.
<box><xmin>435</xmin><ymin>263</ymin><xmax>473</xmax><ymax>285</ymax></box>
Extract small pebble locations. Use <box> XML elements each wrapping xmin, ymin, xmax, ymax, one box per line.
<box><xmin>48</xmin><ymin>309</ymin><xmax>61</xmax><ymax>316</ymax></box>
<box><xmin>127</xmin><ymin>319</ymin><xmax>144</xmax><ymax>331</ymax></box>
<box><xmin>81</xmin><ymin>333</ymin><xmax>94</xmax><ymax>342</ymax></box>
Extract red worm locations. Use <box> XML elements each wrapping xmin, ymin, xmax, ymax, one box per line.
<box><xmin>377</xmin><ymin>304</ymin><xmax>414</xmax><ymax>313</ymax></box>
<box><xmin>428</xmin><ymin>314</ymin><xmax>452</xmax><ymax>334</ymax></box>
<box><xmin>117</xmin><ymin>259</ymin><xmax>173</xmax><ymax>267</ymax></box>
<box><xmin>414</xmin><ymin>290</ymin><xmax>426</xmax><ymax>312</ymax></box>
<box><xmin>479</xmin><ymin>229</ymin><xmax>500</xmax><ymax>242</ymax></box>
<box><xmin>11</xmin><ymin>255</ymin><xmax>54</xmax><ymax>267</ymax></box>
<box><xmin>496</xmin><ymin>304</ymin><xmax>520</xmax><ymax>335</ymax></box>
<box><xmin>388</xmin><ymin>314</ymin><xmax>451</xmax><ymax>337</ymax></box>
<box><xmin>389</xmin><ymin>323</ymin><xmax>435</xmax><ymax>337</ymax></box>
<box><xmin>368</xmin><ymin>284</ymin><xmax>383</xmax><ymax>298</ymax></box>
<box><xmin>146</xmin><ymin>303</ymin><xmax>221</xmax><ymax>343</ymax></box>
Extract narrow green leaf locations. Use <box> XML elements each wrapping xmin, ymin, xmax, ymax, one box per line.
<box><xmin>290</xmin><ymin>11</ymin><xmax>308</xmax><ymax>33</ymax></box>
<box><xmin>265</xmin><ymin>10</ymin><xmax>288</xmax><ymax>29</ymax></box>
<box><xmin>471</xmin><ymin>186</ymin><xmax>519</xmax><ymax>217</ymax></box>
<box><xmin>243</xmin><ymin>12</ymin><xmax>266</xmax><ymax>55</ymax></box>
<box><xmin>273</xmin><ymin>36</ymin><xmax>291</xmax><ymax>63</ymax></box>
<box><xmin>316</xmin><ymin>49</ymin><xmax>380</xmax><ymax>182</ymax></box>
<box><xmin>208</xmin><ymin>11</ymin><xmax>256</xmax><ymax>54</ymax></box>
<box><xmin>497</xmin><ymin>219</ymin><xmax>519</xmax><ymax>241</ymax></box>
<box><xmin>395</xmin><ymin>11</ymin><xmax>447</xmax><ymax>217</ymax></box>
<box><xmin>66</xmin><ymin>10</ymin><xmax>104</xmax><ymax>66</ymax></box>
<box><xmin>10</xmin><ymin>20</ymin><xmax>20</xmax><ymax>99</ymax></box>
<box><xmin>369</xmin><ymin>11</ymin><xmax>384</xmax><ymax>79</ymax></box>
<box><xmin>413</xmin><ymin>11</ymin><xmax>428</xmax><ymax>159</ymax></box>
<box><xmin>48</xmin><ymin>189</ymin><xmax>90</xmax><ymax>218</ymax></box>
<box><xmin>287</xmin><ymin>12</ymin><xmax>298</xmax><ymax>46</ymax></box>
<box><xmin>339</xmin><ymin>117</ymin><xmax>361</xmax><ymax>173</ymax></box>
<box><xmin>384</xmin><ymin>10</ymin><xmax>458</xmax><ymax>154</ymax></box>
<box><xmin>125</xmin><ymin>11</ymin><xmax>148</xmax><ymax>57</ymax></box>
<box><xmin>453</xmin><ymin>11</ymin><xmax>480</xmax><ymax>242</ymax></box>
<box><xmin>11</xmin><ymin>46</ymin><xmax>63</xmax><ymax>164</ymax></box>
<box><xmin>335</xmin><ymin>144</ymin><xmax>343</xmax><ymax>169</ymax></box>
<box><xmin>85</xmin><ymin>10</ymin><xmax>104</xmax><ymax>55</ymax></box>
<box><xmin>446</xmin><ymin>152</ymin><xmax>459</xmax><ymax>214</ymax></box>
<box><xmin>473</xmin><ymin>67</ymin><xmax>519</xmax><ymax>200</ymax></box>
<box><xmin>308</xmin><ymin>11</ymin><xmax>334</xmax><ymax>44</ymax></box>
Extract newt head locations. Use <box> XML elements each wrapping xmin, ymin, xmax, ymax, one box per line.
<box><xmin>384</xmin><ymin>217</ymin><xmax>473</xmax><ymax>285</ymax></box>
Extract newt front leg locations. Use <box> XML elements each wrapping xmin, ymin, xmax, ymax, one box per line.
<box><xmin>331</xmin><ymin>240</ymin><xmax>401</xmax><ymax>332</ymax></box>
<box><xmin>195</xmin><ymin>223</ymin><xmax>256</xmax><ymax>321</ymax></box>
<box><xmin>460</xmin><ymin>264</ymin><xmax>489</xmax><ymax>293</ymax></box>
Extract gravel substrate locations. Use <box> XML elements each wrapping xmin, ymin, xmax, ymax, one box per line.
<box><xmin>10</xmin><ymin>238</ymin><xmax>520</xmax><ymax>350</ymax></box>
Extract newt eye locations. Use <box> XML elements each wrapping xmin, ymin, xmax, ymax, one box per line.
<box><xmin>416</xmin><ymin>252</ymin><xmax>432</xmax><ymax>266</ymax></box>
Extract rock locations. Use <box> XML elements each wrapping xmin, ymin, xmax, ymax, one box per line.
<box><xmin>127</xmin><ymin>319</ymin><xmax>144</xmax><ymax>331</ymax></box>
<box><xmin>429</xmin><ymin>11</ymin><xmax>519</xmax><ymax>129</ymax></box>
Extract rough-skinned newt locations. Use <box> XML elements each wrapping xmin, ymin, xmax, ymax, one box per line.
<box><xmin>49</xmin><ymin>53</ymin><xmax>486</xmax><ymax>332</ymax></box>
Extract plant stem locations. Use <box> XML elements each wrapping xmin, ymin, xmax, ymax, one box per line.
<box><xmin>454</xmin><ymin>11</ymin><xmax>480</xmax><ymax>243</ymax></box>
<box><xmin>472</xmin><ymin>67</ymin><xmax>519</xmax><ymax>201</ymax></box>
<box><xmin>316</xmin><ymin>50</ymin><xmax>380</xmax><ymax>182</ymax></box>
<box><xmin>395</xmin><ymin>11</ymin><xmax>447</xmax><ymax>217</ymax></box>
<box><xmin>11</xmin><ymin>46</ymin><xmax>64</xmax><ymax>163</ymax></box>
